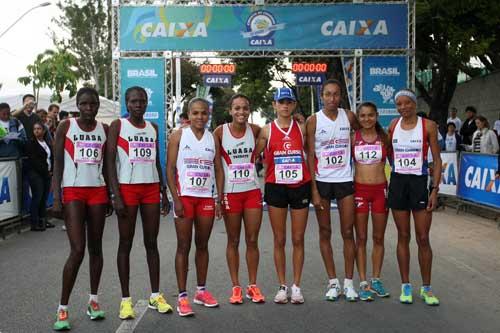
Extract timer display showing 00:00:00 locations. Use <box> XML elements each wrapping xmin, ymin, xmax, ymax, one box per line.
<box><xmin>200</xmin><ymin>63</ymin><xmax>236</xmax><ymax>74</ymax></box>
<box><xmin>291</xmin><ymin>63</ymin><xmax>328</xmax><ymax>73</ymax></box>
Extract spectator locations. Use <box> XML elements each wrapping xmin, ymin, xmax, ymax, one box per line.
<box><xmin>179</xmin><ymin>112</ymin><xmax>190</xmax><ymax>127</ymax></box>
<box><xmin>444</xmin><ymin>122</ymin><xmax>461</xmax><ymax>151</ymax></box>
<box><xmin>46</xmin><ymin>115</ymin><xmax>57</xmax><ymax>138</ymax></box>
<box><xmin>447</xmin><ymin>107</ymin><xmax>462</xmax><ymax>132</ymax></box>
<box><xmin>493</xmin><ymin>112</ymin><xmax>500</xmax><ymax>136</ymax></box>
<box><xmin>47</xmin><ymin>104</ymin><xmax>60</xmax><ymax>123</ymax></box>
<box><xmin>58</xmin><ymin>110</ymin><xmax>69</xmax><ymax>121</ymax></box>
<box><xmin>0</xmin><ymin>103</ymin><xmax>27</xmax><ymax>158</ymax></box>
<box><xmin>465</xmin><ymin>116</ymin><xmax>499</xmax><ymax>154</ymax></box>
<box><xmin>25</xmin><ymin>121</ymin><xmax>54</xmax><ymax>231</ymax></box>
<box><xmin>460</xmin><ymin>106</ymin><xmax>477</xmax><ymax>146</ymax></box>
<box><xmin>36</xmin><ymin>109</ymin><xmax>48</xmax><ymax>124</ymax></box>
<box><xmin>13</xmin><ymin>94</ymin><xmax>40</xmax><ymax>141</ymax></box>
<box><xmin>293</xmin><ymin>110</ymin><xmax>306</xmax><ymax>125</ymax></box>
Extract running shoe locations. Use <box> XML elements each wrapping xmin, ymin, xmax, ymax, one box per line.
<box><xmin>291</xmin><ymin>286</ymin><xmax>304</xmax><ymax>304</ymax></box>
<box><xmin>246</xmin><ymin>285</ymin><xmax>265</xmax><ymax>303</ymax></box>
<box><xmin>177</xmin><ymin>297</ymin><xmax>194</xmax><ymax>317</ymax></box>
<box><xmin>119</xmin><ymin>298</ymin><xmax>135</xmax><ymax>320</ymax></box>
<box><xmin>86</xmin><ymin>301</ymin><xmax>105</xmax><ymax>320</ymax></box>
<box><xmin>420</xmin><ymin>286</ymin><xmax>440</xmax><ymax>306</ymax></box>
<box><xmin>359</xmin><ymin>284</ymin><xmax>374</xmax><ymax>302</ymax></box>
<box><xmin>370</xmin><ymin>279</ymin><xmax>390</xmax><ymax>297</ymax></box>
<box><xmin>194</xmin><ymin>290</ymin><xmax>219</xmax><ymax>307</ymax></box>
<box><xmin>274</xmin><ymin>285</ymin><xmax>288</xmax><ymax>304</ymax></box>
<box><xmin>399</xmin><ymin>284</ymin><xmax>413</xmax><ymax>304</ymax></box>
<box><xmin>229</xmin><ymin>286</ymin><xmax>243</xmax><ymax>304</ymax></box>
<box><xmin>325</xmin><ymin>282</ymin><xmax>341</xmax><ymax>301</ymax></box>
<box><xmin>344</xmin><ymin>285</ymin><xmax>359</xmax><ymax>302</ymax></box>
<box><xmin>53</xmin><ymin>309</ymin><xmax>70</xmax><ymax>331</ymax></box>
<box><xmin>149</xmin><ymin>293</ymin><xmax>173</xmax><ymax>313</ymax></box>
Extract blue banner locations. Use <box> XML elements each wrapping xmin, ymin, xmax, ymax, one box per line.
<box><xmin>457</xmin><ymin>153</ymin><xmax>500</xmax><ymax>209</ymax></box>
<box><xmin>120</xmin><ymin>58</ymin><xmax>166</xmax><ymax>174</ymax></box>
<box><xmin>295</xmin><ymin>73</ymin><xmax>325</xmax><ymax>86</ymax></box>
<box><xmin>120</xmin><ymin>4</ymin><xmax>408</xmax><ymax>51</ymax></box>
<box><xmin>362</xmin><ymin>56</ymin><xmax>408</xmax><ymax>127</ymax></box>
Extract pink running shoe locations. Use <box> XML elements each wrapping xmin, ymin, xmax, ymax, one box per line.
<box><xmin>193</xmin><ymin>290</ymin><xmax>219</xmax><ymax>307</ymax></box>
<box><xmin>177</xmin><ymin>297</ymin><xmax>194</xmax><ymax>317</ymax></box>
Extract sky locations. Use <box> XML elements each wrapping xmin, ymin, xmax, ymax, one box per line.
<box><xmin>0</xmin><ymin>1</ymin><xmax>62</xmax><ymax>98</ymax></box>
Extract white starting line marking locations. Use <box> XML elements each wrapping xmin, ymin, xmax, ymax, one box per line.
<box><xmin>115</xmin><ymin>299</ymin><xmax>149</xmax><ymax>333</ymax></box>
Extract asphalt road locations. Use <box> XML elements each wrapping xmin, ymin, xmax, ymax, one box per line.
<box><xmin>1</xmin><ymin>207</ymin><xmax>499</xmax><ymax>333</ymax></box>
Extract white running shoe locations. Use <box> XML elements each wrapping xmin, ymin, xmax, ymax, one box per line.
<box><xmin>344</xmin><ymin>285</ymin><xmax>359</xmax><ymax>302</ymax></box>
<box><xmin>290</xmin><ymin>285</ymin><xmax>304</xmax><ymax>304</ymax></box>
<box><xmin>325</xmin><ymin>283</ymin><xmax>341</xmax><ymax>301</ymax></box>
<box><xmin>274</xmin><ymin>285</ymin><xmax>288</xmax><ymax>304</ymax></box>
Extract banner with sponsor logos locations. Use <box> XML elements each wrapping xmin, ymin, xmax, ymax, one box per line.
<box><xmin>0</xmin><ymin>160</ymin><xmax>19</xmax><ymax>221</ymax></box>
<box><xmin>457</xmin><ymin>153</ymin><xmax>500</xmax><ymax>209</ymax></box>
<box><xmin>362</xmin><ymin>56</ymin><xmax>408</xmax><ymax>128</ymax></box>
<box><xmin>120</xmin><ymin>58</ymin><xmax>166</xmax><ymax>172</ymax></box>
<box><xmin>440</xmin><ymin>152</ymin><xmax>458</xmax><ymax>196</ymax></box>
<box><xmin>120</xmin><ymin>4</ymin><xmax>408</xmax><ymax>51</ymax></box>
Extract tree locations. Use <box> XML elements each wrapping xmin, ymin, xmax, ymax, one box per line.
<box><xmin>415</xmin><ymin>0</ymin><xmax>498</xmax><ymax>129</ymax></box>
<box><xmin>18</xmin><ymin>49</ymin><xmax>80</xmax><ymax>102</ymax></box>
<box><xmin>52</xmin><ymin>0</ymin><xmax>111</xmax><ymax>98</ymax></box>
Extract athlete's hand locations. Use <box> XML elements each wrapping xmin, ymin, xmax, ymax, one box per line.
<box><xmin>173</xmin><ymin>198</ymin><xmax>184</xmax><ymax>218</ymax></box>
<box><xmin>426</xmin><ymin>191</ymin><xmax>438</xmax><ymax>211</ymax></box>
<box><xmin>52</xmin><ymin>198</ymin><xmax>63</xmax><ymax>215</ymax></box>
<box><xmin>105</xmin><ymin>203</ymin><xmax>114</xmax><ymax>218</ymax></box>
<box><xmin>113</xmin><ymin>196</ymin><xmax>127</xmax><ymax>218</ymax></box>
<box><xmin>311</xmin><ymin>190</ymin><xmax>324</xmax><ymax>210</ymax></box>
<box><xmin>215</xmin><ymin>202</ymin><xmax>222</xmax><ymax>220</ymax></box>
<box><xmin>161</xmin><ymin>195</ymin><xmax>170</xmax><ymax>216</ymax></box>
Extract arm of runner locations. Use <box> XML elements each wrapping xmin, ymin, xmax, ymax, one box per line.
<box><xmin>51</xmin><ymin>119</ymin><xmax>69</xmax><ymax>214</ymax></box>
<box><xmin>101</xmin><ymin>123</ymin><xmax>114</xmax><ymax>217</ymax></box>
<box><xmin>152</xmin><ymin>123</ymin><xmax>170</xmax><ymax>216</ymax></box>
<box><xmin>426</xmin><ymin>119</ymin><xmax>442</xmax><ymax>212</ymax></box>
<box><xmin>250</xmin><ymin>123</ymin><xmax>261</xmax><ymax>140</ymax></box>
<box><xmin>105</xmin><ymin>119</ymin><xmax>126</xmax><ymax>218</ymax></box>
<box><xmin>213</xmin><ymin>129</ymin><xmax>224</xmax><ymax>220</ymax></box>
<box><xmin>166</xmin><ymin>129</ymin><xmax>183</xmax><ymax>218</ymax></box>
<box><xmin>254</xmin><ymin>124</ymin><xmax>269</xmax><ymax>157</ymax></box>
<box><xmin>306</xmin><ymin>115</ymin><xmax>323</xmax><ymax>210</ymax></box>
<box><xmin>347</xmin><ymin>109</ymin><xmax>360</xmax><ymax>131</ymax></box>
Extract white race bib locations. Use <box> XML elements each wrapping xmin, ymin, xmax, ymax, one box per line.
<box><xmin>184</xmin><ymin>170</ymin><xmax>212</xmax><ymax>194</ymax></box>
<box><xmin>394</xmin><ymin>150</ymin><xmax>422</xmax><ymax>174</ymax></box>
<box><xmin>129</xmin><ymin>142</ymin><xmax>155</xmax><ymax>163</ymax></box>
<box><xmin>354</xmin><ymin>145</ymin><xmax>382</xmax><ymax>165</ymax></box>
<box><xmin>228</xmin><ymin>163</ymin><xmax>255</xmax><ymax>184</ymax></box>
<box><xmin>75</xmin><ymin>141</ymin><xmax>103</xmax><ymax>164</ymax></box>
<box><xmin>319</xmin><ymin>148</ymin><xmax>347</xmax><ymax>170</ymax></box>
<box><xmin>274</xmin><ymin>156</ymin><xmax>303</xmax><ymax>184</ymax></box>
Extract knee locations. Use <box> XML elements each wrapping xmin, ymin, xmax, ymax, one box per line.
<box><xmin>118</xmin><ymin>238</ymin><xmax>134</xmax><ymax>253</ymax></box>
<box><xmin>143</xmin><ymin>238</ymin><xmax>158</xmax><ymax>253</ymax></box>
<box><xmin>245</xmin><ymin>236</ymin><xmax>258</xmax><ymax>250</ymax></box>
<box><xmin>372</xmin><ymin>234</ymin><xmax>385</xmax><ymax>247</ymax></box>
<box><xmin>397</xmin><ymin>231</ymin><xmax>411</xmax><ymax>243</ymax></box>
<box><xmin>356</xmin><ymin>233</ymin><xmax>368</xmax><ymax>247</ymax></box>
<box><xmin>195</xmin><ymin>240</ymin><xmax>208</xmax><ymax>252</ymax></box>
<box><xmin>291</xmin><ymin>235</ymin><xmax>304</xmax><ymax>248</ymax></box>
<box><xmin>70</xmin><ymin>246</ymin><xmax>85</xmax><ymax>264</ymax></box>
<box><xmin>227</xmin><ymin>237</ymin><xmax>240</xmax><ymax>250</ymax></box>
<box><xmin>319</xmin><ymin>226</ymin><xmax>332</xmax><ymax>241</ymax></box>
<box><xmin>176</xmin><ymin>239</ymin><xmax>191</xmax><ymax>254</ymax></box>
<box><xmin>87</xmin><ymin>242</ymin><xmax>103</xmax><ymax>257</ymax></box>
<box><xmin>274</xmin><ymin>236</ymin><xmax>286</xmax><ymax>248</ymax></box>
<box><xmin>341</xmin><ymin>227</ymin><xmax>354</xmax><ymax>241</ymax></box>
<box><xmin>416</xmin><ymin>234</ymin><xmax>431</xmax><ymax>248</ymax></box>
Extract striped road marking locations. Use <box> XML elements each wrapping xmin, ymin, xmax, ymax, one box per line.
<box><xmin>115</xmin><ymin>299</ymin><xmax>149</xmax><ymax>333</ymax></box>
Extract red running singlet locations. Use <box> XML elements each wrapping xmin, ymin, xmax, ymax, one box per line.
<box><xmin>352</xmin><ymin>130</ymin><xmax>387</xmax><ymax>165</ymax></box>
<box><xmin>264</xmin><ymin>119</ymin><xmax>311</xmax><ymax>187</ymax></box>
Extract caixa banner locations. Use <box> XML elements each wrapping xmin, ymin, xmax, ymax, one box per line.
<box><xmin>119</xmin><ymin>4</ymin><xmax>408</xmax><ymax>51</ymax></box>
<box><xmin>362</xmin><ymin>56</ymin><xmax>408</xmax><ymax>128</ymax></box>
<box><xmin>120</xmin><ymin>58</ymin><xmax>166</xmax><ymax>173</ymax></box>
<box><xmin>0</xmin><ymin>160</ymin><xmax>19</xmax><ymax>221</ymax></box>
<box><xmin>457</xmin><ymin>153</ymin><xmax>500</xmax><ymax>209</ymax></box>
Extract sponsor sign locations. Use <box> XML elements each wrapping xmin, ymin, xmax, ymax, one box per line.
<box><xmin>120</xmin><ymin>4</ymin><xmax>408</xmax><ymax>51</ymax></box>
<box><xmin>120</xmin><ymin>58</ymin><xmax>166</xmax><ymax>173</ymax></box>
<box><xmin>457</xmin><ymin>153</ymin><xmax>500</xmax><ymax>209</ymax></box>
<box><xmin>295</xmin><ymin>73</ymin><xmax>325</xmax><ymax>86</ymax></box>
<box><xmin>0</xmin><ymin>161</ymin><xmax>19</xmax><ymax>221</ymax></box>
<box><xmin>203</xmin><ymin>74</ymin><xmax>232</xmax><ymax>87</ymax></box>
<box><xmin>440</xmin><ymin>152</ymin><xmax>458</xmax><ymax>196</ymax></box>
<box><xmin>362</xmin><ymin>56</ymin><xmax>408</xmax><ymax>127</ymax></box>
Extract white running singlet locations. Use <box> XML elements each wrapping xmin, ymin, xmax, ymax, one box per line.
<box><xmin>62</xmin><ymin>118</ymin><xmax>106</xmax><ymax>187</ymax></box>
<box><xmin>176</xmin><ymin>127</ymin><xmax>215</xmax><ymax>198</ymax></box>
<box><xmin>314</xmin><ymin>109</ymin><xmax>352</xmax><ymax>183</ymax></box>
<box><xmin>391</xmin><ymin>116</ymin><xmax>427</xmax><ymax>176</ymax></box>
<box><xmin>221</xmin><ymin>123</ymin><xmax>258</xmax><ymax>193</ymax></box>
<box><xmin>116</xmin><ymin>118</ymin><xmax>159</xmax><ymax>184</ymax></box>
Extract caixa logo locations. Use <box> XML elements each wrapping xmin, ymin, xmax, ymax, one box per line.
<box><xmin>0</xmin><ymin>177</ymin><xmax>11</xmax><ymax>204</ymax></box>
<box><xmin>127</xmin><ymin>69</ymin><xmax>158</xmax><ymax>78</ymax></box>
<box><xmin>321</xmin><ymin>20</ymin><xmax>388</xmax><ymax>36</ymax></box>
<box><xmin>241</xmin><ymin>10</ymin><xmax>285</xmax><ymax>47</ymax></box>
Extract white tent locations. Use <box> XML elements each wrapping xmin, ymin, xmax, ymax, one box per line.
<box><xmin>0</xmin><ymin>93</ymin><xmax>120</xmax><ymax>124</ymax></box>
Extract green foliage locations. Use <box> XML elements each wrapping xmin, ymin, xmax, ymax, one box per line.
<box><xmin>18</xmin><ymin>49</ymin><xmax>80</xmax><ymax>103</ymax></box>
<box><xmin>53</xmin><ymin>0</ymin><xmax>111</xmax><ymax>97</ymax></box>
